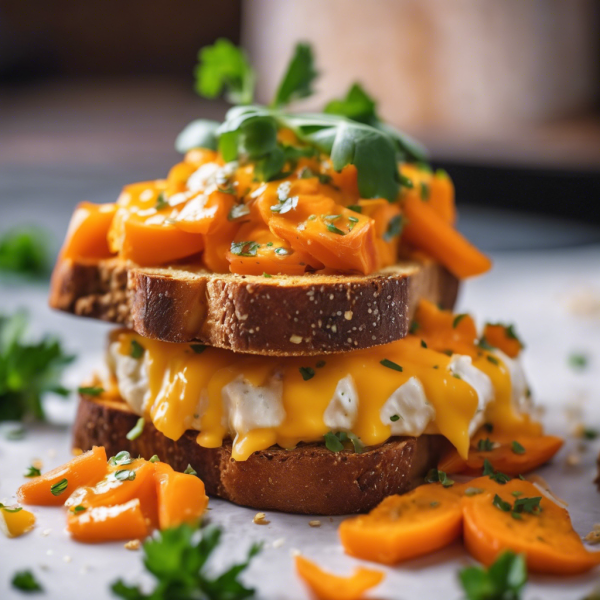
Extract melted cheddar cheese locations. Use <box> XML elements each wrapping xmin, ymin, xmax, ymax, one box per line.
<box><xmin>104</xmin><ymin>306</ymin><xmax>539</xmax><ymax>461</ymax></box>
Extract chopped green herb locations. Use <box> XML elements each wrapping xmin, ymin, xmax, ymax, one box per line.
<box><xmin>399</xmin><ymin>174</ymin><xmax>414</xmax><ymax>189</ymax></box>
<box><xmin>230</xmin><ymin>241</ymin><xmax>260</xmax><ymax>257</ymax></box>
<box><xmin>262</xmin><ymin>272</ymin><xmax>273</xmax><ymax>278</ymax></box>
<box><xmin>477</xmin><ymin>438</ymin><xmax>494</xmax><ymax>452</ymax></box>
<box><xmin>442</xmin><ymin>349</ymin><xmax>453</xmax><ymax>356</ymax></box>
<box><xmin>190</xmin><ymin>344</ymin><xmax>206</xmax><ymax>354</ymax></box>
<box><xmin>380</xmin><ymin>358</ymin><xmax>403</xmax><ymax>372</ymax></box>
<box><xmin>347</xmin><ymin>204</ymin><xmax>362</xmax><ymax>213</ymax></box>
<box><xmin>464</xmin><ymin>487</ymin><xmax>484</xmax><ymax>497</ymax></box>
<box><xmin>78</xmin><ymin>386</ymin><xmax>104</xmax><ymax>396</ymax></box>
<box><xmin>50</xmin><ymin>478</ymin><xmax>68</xmax><ymax>496</ymax></box>
<box><xmin>71</xmin><ymin>505</ymin><xmax>86</xmax><ymax>514</ymax></box>
<box><xmin>111</xmin><ymin>524</ymin><xmax>261</xmax><ymax>600</ymax></box>
<box><xmin>155</xmin><ymin>192</ymin><xmax>168</xmax><ymax>211</ymax></box>
<box><xmin>383</xmin><ymin>214</ymin><xmax>405</xmax><ymax>242</ymax></box>
<box><xmin>274</xmin><ymin>247</ymin><xmax>290</xmax><ymax>256</ymax></box>
<box><xmin>511</xmin><ymin>441</ymin><xmax>526</xmax><ymax>455</ymax></box>
<box><xmin>512</xmin><ymin>491</ymin><xmax>523</xmax><ymax>497</ymax></box>
<box><xmin>108</xmin><ymin>451</ymin><xmax>133</xmax><ymax>466</ymax></box>
<box><xmin>425</xmin><ymin>468</ymin><xmax>454</xmax><ymax>488</ymax></box>
<box><xmin>347</xmin><ymin>216</ymin><xmax>359</xmax><ymax>231</ymax></box>
<box><xmin>0</xmin><ymin>227</ymin><xmax>51</xmax><ymax>278</ymax></box>
<box><xmin>390</xmin><ymin>415</ymin><xmax>400</xmax><ymax>422</ymax></box>
<box><xmin>420</xmin><ymin>339</ymin><xmax>427</xmax><ymax>348</ymax></box>
<box><xmin>452</xmin><ymin>373</ymin><xmax>462</xmax><ymax>380</ymax></box>
<box><xmin>126</xmin><ymin>417</ymin><xmax>145</xmax><ymax>441</ymax></box>
<box><xmin>409</xmin><ymin>321</ymin><xmax>420</xmax><ymax>334</ymax></box>
<box><xmin>184</xmin><ymin>464</ymin><xmax>197</xmax><ymax>476</ymax></box>
<box><xmin>493</xmin><ymin>494</ymin><xmax>512</xmax><ymax>512</ymax></box>
<box><xmin>0</xmin><ymin>503</ymin><xmax>23</xmax><ymax>513</ymax></box>
<box><xmin>483</xmin><ymin>459</ymin><xmax>511</xmax><ymax>484</ymax></box>
<box><xmin>420</xmin><ymin>182</ymin><xmax>430</xmax><ymax>201</ymax></box>
<box><xmin>513</xmin><ymin>496</ymin><xmax>542</xmax><ymax>516</ymax></box>
<box><xmin>130</xmin><ymin>339</ymin><xmax>144</xmax><ymax>359</ymax></box>
<box><xmin>345</xmin><ymin>432</ymin><xmax>364</xmax><ymax>454</ymax></box>
<box><xmin>453</xmin><ymin>313</ymin><xmax>467</xmax><ymax>328</ymax></box>
<box><xmin>430</xmin><ymin>501</ymin><xmax>440</xmax><ymax>508</ymax></box>
<box><xmin>584</xmin><ymin>428</ymin><xmax>598</xmax><ymax>440</ymax></box>
<box><xmin>316</xmin><ymin>360</ymin><xmax>326</xmax><ymax>368</ymax></box>
<box><xmin>326</xmin><ymin>223</ymin><xmax>346</xmax><ymax>236</ymax></box>
<box><xmin>11</xmin><ymin>570</ymin><xmax>43</xmax><ymax>593</ymax></box>
<box><xmin>459</xmin><ymin>551</ymin><xmax>526</xmax><ymax>600</ymax></box>
<box><xmin>272</xmin><ymin>43</ymin><xmax>317</xmax><ymax>108</ymax></box>
<box><xmin>477</xmin><ymin>336</ymin><xmax>495</xmax><ymax>351</ymax></box>
<box><xmin>568</xmin><ymin>352</ymin><xmax>589</xmax><ymax>371</ymax></box>
<box><xmin>324</xmin><ymin>431</ymin><xmax>344</xmax><ymax>452</ymax></box>
<box><xmin>324</xmin><ymin>431</ymin><xmax>363</xmax><ymax>453</ymax></box>
<box><xmin>23</xmin><ymin>465</ymin><xmax>41</xmax><ymax>478</ymax></box>
<box><xmin>149</xmin><ymin>455</ymin><xmax>160</xmax><ymax>463</ymax></box>
<box><xmin>114</xmin><ymin>469</ymin><xmax>136</xmax><ymax>482</ymax></box>
<box><xmin>299</xmin><ymin>366</ymin><xmax>315</xmax><ymax>381</ymax></box>
<box><xmin>487</xmin><ymin>355</ymin><xmax>500</xmax><ymax>366</ymax></box>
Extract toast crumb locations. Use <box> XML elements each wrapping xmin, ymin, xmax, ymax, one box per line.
<box><xmin>344</xmin><ymin>311</ymin><xmax>353</xmax><ymax>320</ymax></box>
<box><xmin>272</xmin><ymin>538</ymin><xmax>285</xmax><ymax>548</ymax></box>
<box><xmin>585</xmin><ymin>524</ymin><xmax>600</xmax><ymax>544</ymax></box>
<box><xmin>289</xmin><ymin>335</ymin><xmax>303</xmax><ymax>345</ymax></box>
<box><xmin>72</xmin><ymin>447</ymin><xmax>83</xmax><ymax>456</ymax></box>
<box><xmin>124</xmin><ymin>539</ymin><xmax>141</xmax><ymax>551</ymax></box>
<box><xmin>253</xmin><ymin>512</ymin><xmax>270</xmax><ymax>525</ymax></box>
<box><xmin>308</xmin><ymin>520</ymin><xmax>321</xmax><ymax>528</ymax></box>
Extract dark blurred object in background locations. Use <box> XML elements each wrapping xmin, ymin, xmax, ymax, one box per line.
<box><xmin>1</xmin><ymin>0</ymin><xmax>599</xmax><ymax>241</ymax></box>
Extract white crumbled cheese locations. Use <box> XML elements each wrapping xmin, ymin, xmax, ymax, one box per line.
<box><xmin>380</xmin><ymin>377</ymin><xmax>435</xmax><ymax>436</ymax></box>
<box><xmin>175</xmin><ymin>194</ymin><xmax>215</xmax><ymax>223</ymax></box>
<box><xmin>222</xmin><ymin>375</ymin><xmax>286</xmax><ymax>438</ymax></box>
<box><xmin>186</xmin><ymin>162</ymin><xmax>221</xmax><ymax>192</ymax></box>
<box><xmin>448</xmin><ymin>354</ymin><xmax>494</xmax><ymax>435</ymax></box>
<box><xmin>323</xmin><ymin>375</ymin><xmax>358</xmax><ymax>431</ymax></box>
<box><xmin>493</xmin><ymin>349</ymin><xmax>532</xmax><ymax>414</ymax></box>
<box><xmin>108</xmin><ymin>342</ymin><xmax>149</xmax><ymax>416</ymax></box>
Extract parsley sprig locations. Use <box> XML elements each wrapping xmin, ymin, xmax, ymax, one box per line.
<box><xmin>111</xmin><ymin>524</ymin><xmax>261</xmax><ymax>600</ymax></box>
<box><xmin>0</xmin><ymin>227</ymin><xmax>51</xmax><ymax>278</ymax></box>
<box><xmin>0</xmin><ymin>312</ymin><xmax>73</xmax><ymax>422</ymax></box>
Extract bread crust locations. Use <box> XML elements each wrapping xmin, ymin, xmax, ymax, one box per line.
<box><xmin>50</xmin><ymin>258</ymin><xmax>459</xmax><ymax>355</ymax></box>
<box><xmin>73</xmin><ymin>395</ymin><xmax>449</xmax><ymax>515</ymax></box>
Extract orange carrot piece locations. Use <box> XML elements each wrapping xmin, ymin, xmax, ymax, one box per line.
<box><xmin>339</xmin><ymin>484</ymin><xmax>463</xmax><ymax>564</ymax></box>
<box><xmin>60</xmin><ymin>202</ymin><xmax>117</xmax><ymax>261</ymax></box>
<box><xmin>295</xmin><ymin>555</ymin><xmax>384</xmax><ymax>600</ymax></box>
<box><xmin>67</xmin><ymin>498</ymin><xmax>148</xmax><ymax>543</ymax></box>
<box><xmin>18</xmin><ymin>446</ymin><xmax>107</xmax><ymax>506</ymax></box>
<box><xmin>119</xmin><ymin>213</ymin><xmax>204</xmax><ymax>266</ymax></box>
<box><xmin>174</xmin><ymin>191</ymin><xmax>236</xmax><ymax>235</ymax></box>
<box><xmin>154</xmin><ymin>463</ymin><xmax>208</xmax><ymax>530</ymax></box>
<box><xmin>439</xmin><ymin>436</ymin><xmax>563</xmax><ymax>476</ymax></box>
<box><xmin>483</xmin><ymin>324</ymin><xmax>522</xmax><ymax>358</ymax></box>
<box><xmin>402</xmin><ymin>194</ymin><xmax>491</xmax><ymax>278</ymax></box>
<box><xmin>461</xmin><ymin>478</ymin><xmax>600</xmax><ymax>575</ymax></box>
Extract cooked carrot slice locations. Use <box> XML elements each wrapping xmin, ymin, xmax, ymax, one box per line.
<box><xmin>119</xmin><ymin>212</ymin><xmax>204</xmax><ymax>266</ymax></box>
<box><xmin>60</xmin><ymin>202</ymin><xmax>117</xmax><ymax>261</ymax></box>
<box><xmin>174</xmin><ymin>191</ymin><xmax>236</xmax><ymax>235</ymax></box>
<box><xmin>166</xmin><ymin>161</ymin><xmax>198</xmax><ymax>195</ymax></box>
<box><xmin>295</xmin><ymin>555</ymin><xmax>384</xmax><ymax>600</ymax></box>
<box><xmin>339</xmin><ymin>484</ymin><xmax>463</xmax><ymax>564</ymax></box>
<box><xmin>67</xmin><ymin>498</ymin><xmax>148</xmax><ymax>543</ymax></box>
<box><xmin>439</xmin><ymin>435</ymin><xmax>563</xmax><ymax>476</ymax></box>
<box><xmin>402</xmin><ymin>193</ymin><xmax>491</xmax><ymax>279</ymax></box>
<box><xmin>483</xmin><ymin>324</ymin><xmax>522</xmax><ymax>358</ymax></box>
<box><xmin>154</xmin><ymin>463</ymin><xmax>208</xmax><ymax>529</ymax></box>
<box><xmin>65</xmin><ymin>459</ymin><xmax>158</xmax><ymax>525</ymax></box>
<box><xmin>461</xmin><ymin>478</ymin><xmax>600</xmax><ymax>575</ymax></box>
<box><xmin>18</xmin><ymin>446</ymin><xmax>107</xmax><ymax>506</ymax></box>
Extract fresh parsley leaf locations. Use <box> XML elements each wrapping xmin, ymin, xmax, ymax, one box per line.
<box><xmin>324</xmin><ymin>83</ymin><xmax>377</xmax><ymax>125</ymax></box>
<box><xmin>126</xmin><ymin>417</ymin><xmax>145</xmax><ymax>441</ymax></box>
<box><xmin>483</xmin><ymin>459</ymin><xmax>511</xmax><ymax>485</ymax></box>
<box><xmin>108</xmin><ymin>451</ymin><xmax>133</xmax><ymax>466</ymax></box>
<box><xmin>78</xmin><ymin>386</ymin><xmax>104</xmax><ymax>396</ymax></box>
<box><xmin>155</xmin><ymin>192</ymin><xmax>168</xmax><ymax>211</ymax></box>
<box><xmin>324</xmin><ymin>431</ymin><xmax>363</xmax><ymax>453</ymax></box>
<box><xmin>477</xmin><ymin>438</ymin><xmax>494</xmax><ymax>452</ymax></box>
<box><xmin>382</xmin><ymin>214</ymin><xmax>404</xmax><ymax>242</ymax></box>
<box><xmin>0</xmin><ymin>227</ymin><xmax>51</xmax><ymax>278</ymax></box>
<box><xmin>453</xmin><ymin>313</ymin><xmax>467</xmax><ymax>328</ymax></box>
<box><xmin>184</xmin><ymin>464</ymin><xmax>197</xmax><ymax>476</ymax></box>
<box><xmin>493</xmin><ymin>494</ymin><xmax>512</xmax><ymax>512</ymax></box>
<box><xmin>380</xmin><ymin>358</ymin><xmax>403</xmax><ymax>372</ymax></box>
<box><xmin>464</xmin><ymin>487</ymin><xmax>484</xmax><ymax>497</ymax></box>
<box><xmin>114</xmin><ymin>469</ymin><xmax>136</xmax><ymax>482</ymax></box>
<box><xmin>459</xmin><ymin>551</ymin><xmax>527</xmax><ymax>600</ymax></box>
<box><xmin>24</xmin><ymin>465</ymin><xmax>41</xmax><ymax>478</ymax></box>
<box><xmin>0</xmin><ymin>312</ymin><xmax>73</xmax><ymax>422</ymax></box>
<box><xmin>568</xmin><ymin>352</ymin><xmax>589</xmax><ymax>371</ymax></box>
<box><xmin>230</xmin><ymin>241</ymin><xmax>260</xmax><ymax>257</ymax></box>
<box><xmin>12</xmin><ymin>570</ymin><xmax>43</xmax><ymax>592</ymax></box>
<box><xmin>50</xmin><ymin>478</ymin><xmax>68</xmax><ymax>496</ymax></box>
<box><xmin>175</xmin><ymin>119</ymin><xmax>220</xmax><ymax>153</ymax></box>
<box><xmin>324</xmin><ymin>431</ymin><xmax>344</xmax><ymax>452</ymax></box>
<box><xmin>511</xmin><ymin>441</ymin><xmax>526</xmax><ymax>455</ymax></box>
<box><xmin>345</xmin><ymin>432</ymin><xmax>364</xmax><ymax>454</ymax></box>
<box><xmin>130</xmin><ymin>339</ymin><xmax>144</xmax><ymax>359</ymax></box>
<box><xmin>487</xmin><ymin>355</ymin><xmax>500</xmax><ymax>366</ymax></box>
<box><xmin>326</xmin><ymin>223</ymin><xmax>346</xmax><ymax>235</ymax></box>
<box><xmin>299</xmin><ymin>367</ymin><xmax>315</xmax><ymax>381</ymax></box>
<box><xmin>272</xmin><ymin>43</ymin><xmax>317</xmax><ymax>108</ymax></box>
<box><xmin>390</xmin><ymin>415</ymin><xmax>400</xmax><ymax>422</ymax></box>
<box><xmin>420</xmin><ymin>339</ymin><xmax>428</xmax><ymax>348</ymax></box>
<box><xmin>194</xmin><ymin>39</ymin><xmax>255</xmax><ymax>105</ymax></box>
<box><xmin>512</xmin><ymin>496</ymin><xmax>542</xmax><ymax>515</ymax></box>
<box><xmin>149</xmin><ymin>455</ymin><xmax>160</xmax><ymax>463</ymax></box>
<box><xmin>425</xmin><ymin>468</ymin><xmax>454</xmax><ymax>488</ymax></box>
<box><xmin>111</xmin><ymin>524</ymin><xmax>261</xmax><ymax>600</ymax></box>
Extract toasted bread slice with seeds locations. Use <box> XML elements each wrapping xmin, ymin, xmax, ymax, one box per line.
<box><xmin>50</xmin><ymin>257</ymin><xmax>458</xmax><ymax>356</ymax></box>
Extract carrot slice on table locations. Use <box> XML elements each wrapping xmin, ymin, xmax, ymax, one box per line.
<box><xmin>439</xmin><ymin>435</ymin><xmax>563</xmax><ymax>476</ymax></box>
<box><xmin>295</xmin><ymin>555</ymin><xmax>384</xmax><ymax>600</ymax></box>
<box><xmin>461</xmin><ymin>477</ymin><xmax>600</xmax><ymax>575</ymax></box>
<box><xmin>18</xmin><ymin>446</ymin><xmax>107</xmax><ymax>506</ymax></box>
<box><xmin>154</xmin><ymin>463</ymin><xmax>208</xmax><ymax>529</ymax></box>
<box><xmin>339</xmin><ymin>484</ymin><xmax>463</xmax><ymax>564</ymax></box>
<box><xmin>60</xmin><ymin>202</ymin><xmax>117</xmax><ymax>261</ymax></box>
<box><xmin>482</xmin><ymin>324</ymin><xmax>523</xmax><ymax>358</ymax></box>
<box><xmin>402</xmin><ymin>193</ymin><xmax>491</xmax><ymax>278</ymax></box>
<box><xmin>67</xmin><ymin>498</ymin><xmax>148</xmax><ymax>543</ymax></box>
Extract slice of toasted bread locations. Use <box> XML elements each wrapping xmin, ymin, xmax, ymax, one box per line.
<box><xmin>74</xmin><ymin>394</ymin><xmax>448</xmax><ymax>515</ymax></box>
<box><xmin>50</xmin><ymin>257</ymin><xmax>458</xmax><ymax>355</ymax></box>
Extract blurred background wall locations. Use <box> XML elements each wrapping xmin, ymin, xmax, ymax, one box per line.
<box><xmin>1</xmin><ymin>0</ymin><xmax>599</xmax><ymax>251</ymax></box>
